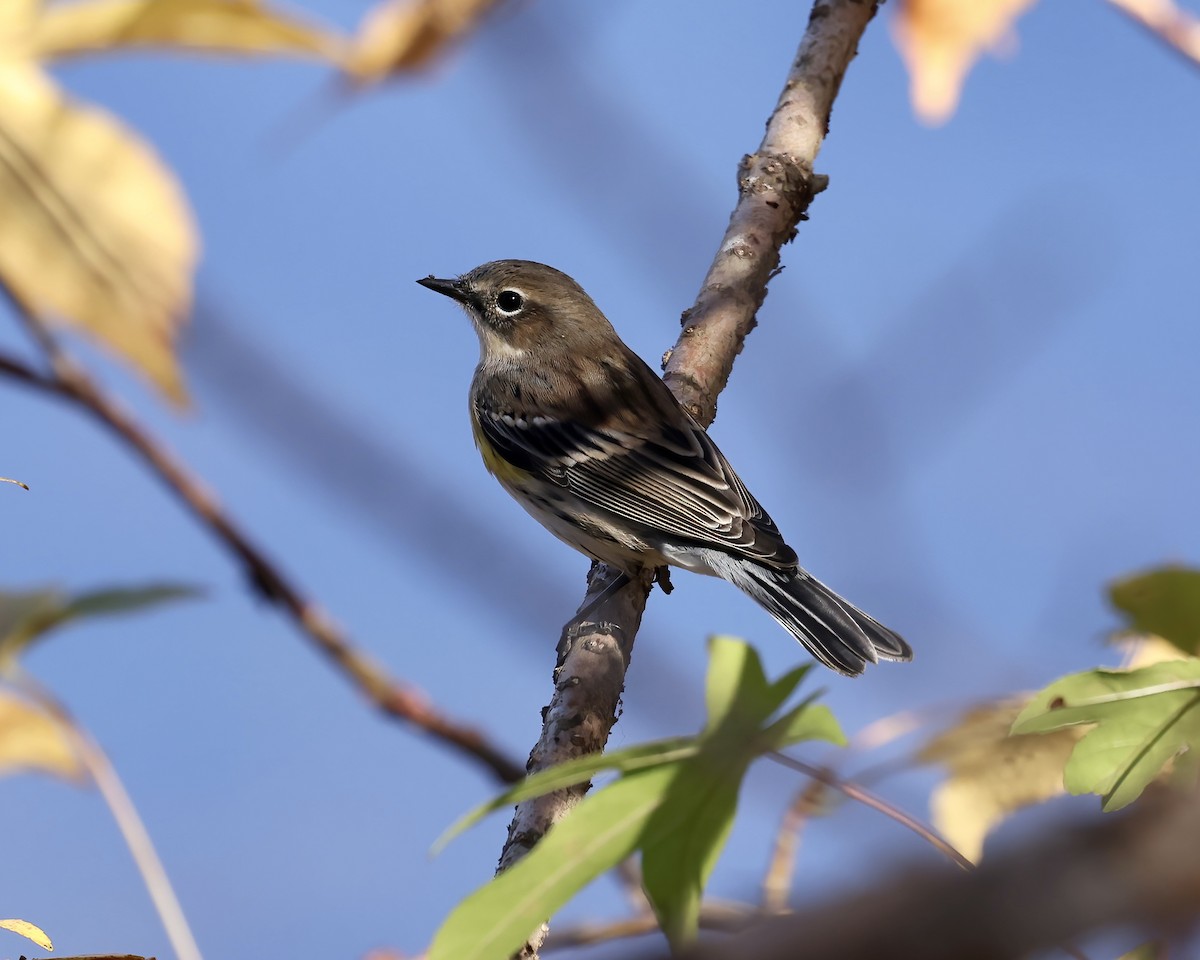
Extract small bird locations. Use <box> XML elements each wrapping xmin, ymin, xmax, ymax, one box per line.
<box><xmin>417</xmin><ymin>260</ymin><xmax>912</xmax><ymax>676</ymax></box>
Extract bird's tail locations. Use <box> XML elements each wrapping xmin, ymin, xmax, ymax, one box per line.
<box><xmin>725</xmin><ymin>560</ymin><xmax>912</xmax><ymax>676</ymax></box>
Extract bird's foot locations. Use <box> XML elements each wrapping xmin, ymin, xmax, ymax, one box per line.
<box><xmin>654</xmin><ymin>566</ymin><xmax>674</xmax><ymax>595</ymax></box>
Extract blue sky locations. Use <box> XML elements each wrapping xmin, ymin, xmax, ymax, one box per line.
<box><xmin>3</xmin><ymin>1</ymin><xmax>1198</xmax><ymax>957</ymax></box>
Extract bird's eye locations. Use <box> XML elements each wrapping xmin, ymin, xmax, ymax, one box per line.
<box><xmin>496</xmin><ymin>289</ymin><xmax>525</xmax><ymax>315</ymax></box>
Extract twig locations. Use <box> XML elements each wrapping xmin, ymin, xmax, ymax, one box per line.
<box><xmin>769</xmin><ymin>752</ymin><xmax>975</xmax><ymax>872</ymax></box>
<box><xmin>16</xmin><ymin>672</ymin><xmax>202</xmax><ymax>960</ymax></box>
<box><xmin>544</xmin><ymin>900</ymin><xmax>758</xmax><ymax>951</ymax></box>
<box><xmin>1106</xmin><ymin>0</ymin><xmax>1200</xmax><ymax>67</ymax></box>
<box><xmin>0</xmin><ymin>337</ymin><xmax>524</xmax><ymax>785</ymax></box>
<box><xmin>496</xmin><ymin>2</ymin><xmax>885</xmax><ymax>955</ymax></box>
<box><xmin>762</xmin><ymin>779</ymin><xmax>828</xmax><ymax>912</ymax></box>
<box><xmin>613</xmin><ymin>855</ymin><xmax>651</xmax><ymax>914</ymax></box>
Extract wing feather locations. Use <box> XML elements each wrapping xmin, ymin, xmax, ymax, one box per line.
<box><xmin>474</xmin><ymin>404</ymin><xmax>796</xmax><ymax>569</ymax></box>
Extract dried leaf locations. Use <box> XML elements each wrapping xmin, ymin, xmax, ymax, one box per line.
<box><xmin>919</xmin><ymin>698</ymin><xmax>1082</xmax><ymax>861</ymax></box>
<box><xmin>0</xmin><ymin>477</ymin><xmax>29</xmax><ymax>489</ymax></box>
<box><xmin>32</xmin><ymin>0</ymin><xmax>345</xmax><ymax>62</ymax></box>
<box><xmin>0</xmin><ymin>690</ymin><xmax>85</xmax><ymax>782</ymax></box>
<box><xmin>345</xmin><ymin>0</ymin><xmax>501</xmax><ymax>82</ymax></box>
<box><xmin>0</xmin><ymin>917</ymin><xmax>53</xmax><ymax>950</ymax></box>
<box><xmin>892</xmin><ymin>0</ymin><xmax>1039</xmax><ymax>124</ymax></box>
<box><xmin>0</xmin><ymin>62</ymin><xmax>197</xmax><ymax>404</ymax></box>
<box><xmin>1118</xmin><ymin>634</ymin><xmax>1191</xmax><ymax>669</ymax></box>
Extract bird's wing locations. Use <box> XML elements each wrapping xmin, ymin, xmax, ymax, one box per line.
<box><xmin>474</xmin><ymin>403</ymin><xmax>797</xmax><ymax>569</ymax></box>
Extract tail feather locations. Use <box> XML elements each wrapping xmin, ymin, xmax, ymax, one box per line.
<box><xmin>727</xmin><ymin>561</ymin><xmax>913</xmax><ymax>676</ymax></box>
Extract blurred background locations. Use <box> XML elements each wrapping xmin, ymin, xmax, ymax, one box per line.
<box><xmin>2</xmin><ymin>0</ymin><xmax>1198</xmax><ymax>957</ymax></box>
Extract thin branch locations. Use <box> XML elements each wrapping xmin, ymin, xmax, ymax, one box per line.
<box><xmin>768</xmin><ymin>752</ymin><xmax>975</xmax><ymax>873</ymax></box>
<box><xmin>544</xmin><ymin>900</ymin><xmax>758</xmax><ymax>952</ymax></box>
<box><xmin>762</xmin><ymin>779</ymin><xmax>828</xmax><ymax>912</ymax></box>
<box><xmin>0</xmin><ymin>338</ymin><xmax>524</xmax><ymax>785</ymax></box>
<box><xmin>496</xmin><ymin>1</ymin><xmax>885</xmax><ymax>955</ymax></box>
<box><xmin>18</xmin><ymin>672</ymin><xmax>203</xmax><ymax>960</ymax></box>
<box><xmin>1106</xmin><ymin>0</ymin><xmax>1200</xmax><ymax>67</ymax></box>
<box><xmin>612</xmin><ymin>855</ymin><xmax>652</xmax><ymax>914</ymax></box>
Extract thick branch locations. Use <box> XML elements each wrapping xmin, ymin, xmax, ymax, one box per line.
<box><xmin>497</xmin><ymin>1</ymin><xmax>882</xmax><ymax>954</ymax></box>
<box><xmin>663</xmin><ymin>0</ymin><xmax>876</xmax><ymax>427</ymax></box>
<box><xmin>643</xmin><ymin>790</ymin><xmax>1200</xmax><ymax>960</ymax></box>
<box><xmin>0</xmin><ymin>347</ymin><xmax>524</xmax><ymax>784</ymax></box>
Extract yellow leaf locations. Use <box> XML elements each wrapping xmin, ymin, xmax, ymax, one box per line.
<box><xmin>0</xmin><ymin>917</ymin><xmax>53</xmax><ymax>950</ymax></box>
<box><xmin>919</xmin><ymin>698</ymin><xmax>1082</xmax><ymax>862</ymax></box>
<box><xmin>1119</xmin><ymin>633</ymin><xmax>1191</xmax><ymax>669</ymax></box>
<box><xmin>0</xmin><ymin>62</ymin><xmax>197</xmax><ymax>405</ymax></box>
<box><xmin>345</xmin><ymin>0</ymin><xmax>501</xmax><ymax>82</ymax></box>
<box><xmin>0</xmin><ymin>0</ymin><xmax>39</xmax><ymax>56</ymax></box>
<box><xmin>892</xmin><ymin>0</ymin><xmax>1039</xmax><ymax>124</ymax></box>
<box><xmin>0</xmin><ymin>690</ymin><xmax>85</xmax><ymax>782</ymax></box>
<box><xmin>32</xmin><ymin>0</ymin><xmax>345</xmax><ymax>62</ymax></box>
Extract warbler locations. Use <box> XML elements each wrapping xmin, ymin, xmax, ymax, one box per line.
<box><xmin>417</xmin><ymin>260</ymin><xmax>912</xmax><ymax>676</ymax></box>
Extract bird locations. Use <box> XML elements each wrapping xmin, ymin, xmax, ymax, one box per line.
<box><xmin>417</xmin><ymin>260</ymin><xmax>912</xmax><ymax>676</ymax></box>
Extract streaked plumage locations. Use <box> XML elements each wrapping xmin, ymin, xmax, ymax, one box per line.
<box><xmin>417</xmin><ymin>260</ymin><xmax>912</xmax><ymax>676</ymax></box>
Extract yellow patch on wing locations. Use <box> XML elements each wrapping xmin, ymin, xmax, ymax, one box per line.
<box><xmin>471</xmin><ymin>413</ymin><xmax>529</xmax><ymax>484</ymax></box>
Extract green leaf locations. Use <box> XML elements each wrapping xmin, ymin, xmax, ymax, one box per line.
<box><xmin>428</xmin><ymin>765</ymin><xmax>676</xmax><ymax>960</ymax></box>
<box><xmin>703</xmin><ymin>635</ymin><xmax>773</xmax><ymax>734</ymax></box>
<box><xmin>0</xmin><ymin>583</ymin><xmax>198</xmax><ymax>667</ymax></box>
<box><xmin>641</xmin><ymin>753</ymin><xmax>743</xmax><ymax>949</ymax></box>
<box><xmin>1118</xmin><ymin>942</ymin><xmax>1165</xmax><ymax>960</ymax></box>
<box><xmin>642</xmin><ymin>640</ymin><xmax>837</xmax><ymax>949</ymax></box>
<box><xmin>763</xmin><ymin>701</ymin><xmax>846</xmax><ymax>751</ymax></box>
<box><xmin>1013</xmin><ymin>660</ymin><xmax>1200</xmax><ymax>810</ymax></box>
<box><xmin>432</xmin><ymin>637</ymin><xmax>841</xmax><ymax>956</ymax></box>
<box><xmin>1109</xmin><ymin>566</ymin><xmax>1200</xmax><ymax>655</ymax></box>
<box><xmin>433</xmin><ymin>737</ymin><xmax>696</xmax><ymax>854</ymax></box>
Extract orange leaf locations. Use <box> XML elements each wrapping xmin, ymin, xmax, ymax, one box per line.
<box><xmin>345</xmin><ymin>0</ymin><xmax>502</xmax><ymax>82</ymax></box>
<box><xmin>892</xmin><ymin>0</ymin><xmax>1039</xmax><ymax>124</ymax></box>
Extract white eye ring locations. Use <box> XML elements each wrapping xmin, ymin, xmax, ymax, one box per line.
<box><xmin>496</xmin><ymin>289</ymin><xmax>526</xmax><ymax>315</ymax></box>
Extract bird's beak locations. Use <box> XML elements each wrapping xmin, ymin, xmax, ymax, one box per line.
<box><xmin>417</xmin><ymin>275</ymin><xmax>470</xmax><ymax>305</ymax></box>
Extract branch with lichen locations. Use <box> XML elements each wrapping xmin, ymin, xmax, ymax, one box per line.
<box><xmin>495</xmin><ymin>1</ymin><xmax>884</xmax><ymax>955</ymax></box>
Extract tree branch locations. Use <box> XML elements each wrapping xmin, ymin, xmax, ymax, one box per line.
<box><xmin>1106</xmin><ymin>0</ymin><xmax>1200</xmax><ymax>68</ymax></box>
<box><xmin>644</xmin><ymin>789</ymin><xmax>1200</xmax><ymax>960</ymax></box>
<box><xmin>496</xmin><ymin>1</ymin><xmax>883</xmax><ymax>954</ymax></box>
<box><xmin>0</xmin><ymin>342</ymin><xmax>524</xmax><ymax>785</ymax></box>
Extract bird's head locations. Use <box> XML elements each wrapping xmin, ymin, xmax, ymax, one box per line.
<box><xmin>418</xmin><ymin>259</ymin><xmax>614</xmax><ymax>362</ymax></box>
